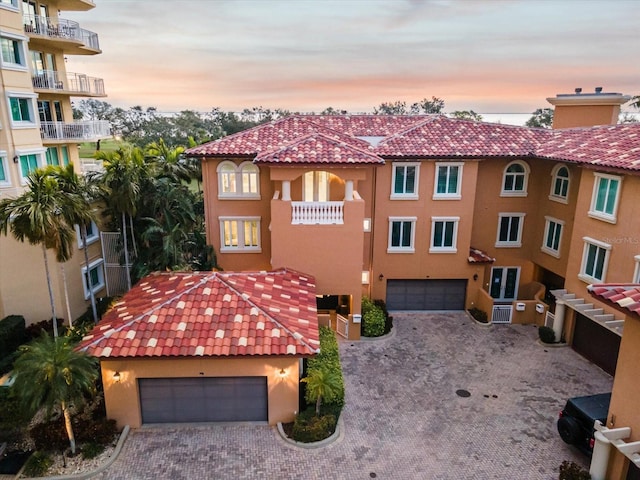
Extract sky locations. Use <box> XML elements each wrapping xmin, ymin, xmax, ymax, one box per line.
<box><xmin>66</xmin><ymin>0</ymin><xmax>640</xmax><ymax>121</ymax></box>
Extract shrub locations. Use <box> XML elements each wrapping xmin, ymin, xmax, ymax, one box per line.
<box><xmin>25</xmin><ymin>319</ymin><xmax>65</xmax><ymax>341</ymax></box>
<box><xmin>468</xmin><ymin>307</ymin><xmax>488</xmax><ymax>323</ymax></box>
<box><xmin>539</xmin><ymin>325</ymin><xmax>557</xmax><ymax>344</ymax></box>
<box><xmin>291</xmin><ymin>407</ymin><xmax>337</xmax><ymax>443</ymax></box>
<box><xmin>373</xmin><ymin>299</ymin><xmax>393</xmax><ymax>334</ymax></box>
<box><xmin>0</xmin><ymin>388</ymin><xmax>31</xmax><ymax>444</ymax></box>
<box><xmin>81</xmin><ymin>442</ymin><xmax>105</xmax><ymax>460</ymax></box>
<box><xmin>30</xmin><ymin>418</ymin><xmax>69</xmax><ymax>451</ymax></box>
<box><xmin>22</xmin><ymin>451</ymin><xmax>52</xmax><ymax>477</ymax></box>
<box><xmin>558</xmin><ymin>460</ymin><xmax>591</xmax><ymax>480</ymax></box>
<box><xmin>75</xmin><ymin>418</ymin><xmax>118</xmax><ymax>445</ymax></box>
<box><xmin>363</xmin><ymin>306</ymin><xmax>385</xmax><ymax>337</ymax></box>
<box><xmin>305</xmin><ymin>327</ymin><xmax>345</xmax><ymax>409</ymax></box>
<box><xmin>0</xmin><ymin>315</ymin><xmax>26</xmax><ymax>362</ymax></box>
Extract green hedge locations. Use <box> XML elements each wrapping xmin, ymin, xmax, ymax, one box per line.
<box><xmin>361</xmin><ymin>297</ymin><xmax>385</xmax><ymax>337</ymax></box>
<box><xmin>0</xmin><ymin>315</ymin><xmax>26</xmax><ymax>374</ymax></box>
<box><xmin>305</xmin><ymin>326</ymin><xmax>345</xmax><ymax>409</ymax></box>
<box><xmin>291</xmin><ymin>407</ymin><xmax>337</xmax><ymax>443</ymax></box>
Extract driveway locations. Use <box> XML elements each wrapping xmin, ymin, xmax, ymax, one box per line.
<box><xmin>94</xmin><ymin>312</ymin><xmax>613</xmax><ymax>479</ymax></box>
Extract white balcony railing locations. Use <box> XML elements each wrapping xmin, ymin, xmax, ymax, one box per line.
<box><xmin>23</xmin><ymin>14</ymin><xmax>100</xmax><ymax>50</ymax></box>
<box><xmin>291</xmin><ymin>201</ymin><xmax>344</xmax><ymax>225</ymax></box>
<box><xmin>40</xmin><ymin>120</ymin><xmax>111</xmax><ymax>141</ymax></box>
<box><xmin>32</xmin><ymin>70</ymin><xmax>105</xmax><ymax>96</ymax></box>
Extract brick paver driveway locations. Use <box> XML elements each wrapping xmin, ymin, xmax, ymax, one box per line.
<box><xmin>94</xmin><ymin>312</ymin><xmax>613</xmax><ymax>479</ymax></box>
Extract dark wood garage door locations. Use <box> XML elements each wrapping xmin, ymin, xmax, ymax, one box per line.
<box><xmin>139</xmin><ymin>377</ymin><xmax>268</xmax><ymax>424</ymax></box>
<box><xmin>386</xmin><ymin>279</ymin><xmax>467</xmax><ymax>311</ymax></box>
<box><xmin>572</xmin><ymin>314</ymin><xmax>621</xmax><ymax>376</ymax></box>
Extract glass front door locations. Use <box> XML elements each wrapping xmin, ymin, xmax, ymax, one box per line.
<box><xmin>490</xmin><ymin>267</ymin><xmax>520</xmax><ymax>301</ymax></box>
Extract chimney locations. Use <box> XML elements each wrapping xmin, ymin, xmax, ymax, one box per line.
<box><xmin>546</xmin><ymin>87</ymin><xmax>631</xmax><ymax>129</ymax></box>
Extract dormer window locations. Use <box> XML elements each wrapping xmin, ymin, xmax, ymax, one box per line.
<box><xmin>549</xmin><ymin>164</ymin><xmax>570</xmax><ymax>203</ymax></box>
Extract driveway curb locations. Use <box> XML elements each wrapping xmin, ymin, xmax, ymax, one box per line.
<box><xmin>276</xmin><ymin>415</ymin><xmax>344</xmax><ymax>449</ymax></box>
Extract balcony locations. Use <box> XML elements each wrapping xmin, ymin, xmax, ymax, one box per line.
<box><xmin>32</xmin><ymin>70</ymin><xmax>105</xmax><ymax>97</ymax></box>
<box><xmin>23</xmin><ymin>14</ymin><xmax>100</xmax><ymax>54</ymax></box>
<box><xmin>291</xmin><ymin>201</ymin><xmax>344</xmax><ymax>225</ymax></box>
<box><xmin>40</xmin><ymin>120</ymin><xmax>110</xmax><ymax>142</ymax></box>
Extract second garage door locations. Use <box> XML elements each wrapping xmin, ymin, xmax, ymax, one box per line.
<box><xmin>139</xmin><ymin>376</ymin><xmax>268</xmax><ymax>424</ymax></box>
<box><xmin>386</xmin><ymin>279</ymin><xmax>467</xmax><ymax>311</ymax></box>
<box><xmin>572</xmin><ymin>314</ymin><xmax>621</xmax><ymax>376</ymax></box>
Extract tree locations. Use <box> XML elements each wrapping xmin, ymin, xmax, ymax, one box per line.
<box><xmin>0</xmin><ymin>170</ymin><xmax>77</xmax><ymax>337</ymax></box>
<box><xmin>410</xmin><ymin>96</ymin><xmax>445</xmax><ymax>114</ymax></box>
<box><xmin>374</xmin><ymin>100</ymin><xmax>408</xmax><ymax>115</ymax></box>
<box><xmin>145</xmin><ymin>138</ymin><xmax>195</xmax><ymax>184</ymax></box>
<box><xmin>450</xmin><ymin>110</ymin><xmax>483</xmax><ymax>121</ymax></box>
<box><xmin>525</xmin><ymin>108</ymin><xmax>554</xmax><ymax>128</ymax></box>
<box><xmin>301</xmin><ymin>366</ymin><xmax>342</xmax><ymax>416</ymax></box>
<box><xmin>11</xmin><ymin>334</ymin><xmax>98</xmax><ymax>454</ymax></box>
<box><xmin>374</xmin><ymin>97</ymin><xmax>445</xmax><ymax>115</ymax></box>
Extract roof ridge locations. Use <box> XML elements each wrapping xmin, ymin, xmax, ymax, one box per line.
<box><xmin>375</xmin><ymin>116</ymin><xmax>439</xmax><ymax>147</ymax></box>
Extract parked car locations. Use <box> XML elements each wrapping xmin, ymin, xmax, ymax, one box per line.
<box><xmin>557</xmin><ymin>392</ymin><xmax>611</xmax><ymax>455</ymax></box>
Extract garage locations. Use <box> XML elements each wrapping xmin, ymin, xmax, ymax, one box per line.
<box><xmin>139</xmin><ymin>377</ymin><xmax>268</xmax><ymax>424</ymax></box>
<box><xmin>572</xmin><ymin>313</ymin><xmax>621</xmax><ymax>376</ymax></box>
<box><xmin>386</xmin><ymin>279</ymin><xmax>467</xmax><ymax>311</ymax></box>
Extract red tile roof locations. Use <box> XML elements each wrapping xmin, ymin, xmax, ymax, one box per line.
<box><xmin>468</xmin><ymin>247</ymin><xmax>496</xmax><ymax>264</ymax></box>
<box><xmin>588</xmin><ymin>284</ymin><xmax>640</xmax><ymax>318</ymax></box>
<box><xmin>78</xmin><ymin>269</ymin><xmax>320</xmax><ymax>358</ymax></box>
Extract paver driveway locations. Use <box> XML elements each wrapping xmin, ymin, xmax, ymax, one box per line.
<box><xmin>94</xmin><ymin>312</ymin><xmax>613</xmax><ymax>479</ymax></box>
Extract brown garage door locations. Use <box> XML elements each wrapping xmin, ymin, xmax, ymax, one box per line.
<box><xmin>572</xmin><ymin>314</ymin><xmax>620</xmax><ymax>376</ymax></box>
<box><xmin>139</xmin><ymin>377</ymin><xmax>268</xmax><ymax>424</ymax></box>
<box><xmin>386</xmin><ymin>279</ymin><xmax>467</xmax><ymax>311</ymax></box>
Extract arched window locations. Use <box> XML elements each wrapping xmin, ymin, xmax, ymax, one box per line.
<box><xmin>217</xmin><ymin>161</ymin><xmax>260</xmax><ymax>198</ymax></box>
<box><xmin>501</xmin><ymin>161</ymin><xmax>529</xmax><ymax>196</ymax></box>
<box><xmin>239</xmin><ymin>162</ymin><xmax>259</xmax><ymax>195</ymax></box>
<box><xmin>550</xmin><ymin>164</ymin><xmax>570</xmax><ymax>202</ymax></box>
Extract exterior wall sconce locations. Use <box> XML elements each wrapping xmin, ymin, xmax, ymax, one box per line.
<box><xmin>13</xmin><ymin>155</ymin><xmax>19</xmax><ymax>164</ymax></box>
<box><xmin>473</xmin><ymin>274</ymin><xmax>479</xmax><ymax>281</ymax></box>
<box><xmin>378</xmin><ymin>274</ymin><xmax>384</xmax><ymax>281</ymax></box>
<box><xmin>113</xmin><ymin>371</ymin><xmax>121</xmax><ymax>382</ymax></box>
<box><xmin>278</xmin><ymin>368</ymin><xmax>287</xmax><ymax>378</ymax></box>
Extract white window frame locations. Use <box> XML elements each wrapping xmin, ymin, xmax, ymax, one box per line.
<box><xmin>433</xmin><ymin>162</ymin><xmax>463</xmax><ymax>200</ymax></box>
<box><xmin>0</xmin><ymin>150</ymin><xmax>10</xmax><ymax>187</ymax></box>
<box><xmin>0</xmin><ymin>32</ymin><xmax>28</xmax><ymax>71</ymax></box>
<box><xmin>578</xmin><ymin>237</ymin><xmax>612</xmax><ymax>284</ymax></box>
<box><xmin>588</xmin><ymin>172</ymin><xmax>622</xmax><ymax>224</ymax></box>
<box><xmin>549</xmin><ymin>164</ymin><xmax>570</xmax><ymax>203</ymax></box>
<box><xmin>390</xmin><ymin>162</ymin><xmax>419</xmax><ymax>200</ymax></box>
<box><xmin>81</xmin><ymin>258</ymin><xmax>105</xmax><ymax>300</ymax></box>
<box><xmin>6</xmin><ymin>92</ymin><xmax>38</xmax><ymax>128</ymax></box>
<box><xmin>0</xmin><ymin>0</ymin><xmax>19</xmax><ymax>10</ymax></box>
<box><xmin>75</xmin><ymin>220</ymin><xmax>100</xmax><ymax>249</ymax></box>
<box><xmin>495</xmin><ymin>212</ymin><xmax>525</xmax><ymax>248</ymax></box>
<box><xmin>219</xmin><ymin>216</ymin><xmax>261</xmax><ymax>252</ymax></box>
<box><xmin>500</xmin><ymin>160</ymin><xmax>530</xmax><ymax>197</ymax></box>
<box><xmin>541</xmin><ymin>216</ymin><xmax>565</xmax><ymax>258</ymax></box>
<box><xmin>15</xmin><ymin>148</ymin><xmax>45</xmax><ymax>184</ymax></box>
<box><xmin>633</xmin><ymin>255</ymin><xmax>640</xmax><ymax>283</ymax></box>
<box><xmin>217</xmin><ymin>161</ymin><xmax>261</xmax><ymax>199</ymax></box>
<box><xmin>429</xmin><ymin>216</ymin><xmax>459</xmax><ymax>253</ymax></box>
<box><xmin>387</xmin><ymin>216</ymin><xmax>416</xmax><ymax>253</ymax></box>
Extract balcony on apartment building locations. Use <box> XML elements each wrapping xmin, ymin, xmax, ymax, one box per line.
<box><xmin>23</xmin><ymin>14</ymin><xmax>100</xmax><ymax>54</ymax></box>
<box><xmin>32</xmin><ymin>70</ymin><xmax>105</xmax><ymax>97</ymax></box>
<box><xmin>40</xmin><ymin>120</ymin><xmax>110</xmax><ymax>142</ymax></box>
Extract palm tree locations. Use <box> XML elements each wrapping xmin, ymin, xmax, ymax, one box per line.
<box><xmin>0</xmin><ymin>170</ymin><xmax>76</xmax><ymax>337</ymax></box>
<box><xmin>145</xmin><ymin>138</ymin><xmax>194</xmax><ymax>184</ymax></box>
<box><xmin>301</xmin><ymin>366</ymin><xmax>341</xmax><ymax>416</ymax></box>
<box><xmin>11</xmin><ymin>333</ymin><xmax>98</xmax><ymax>454</ymax></box>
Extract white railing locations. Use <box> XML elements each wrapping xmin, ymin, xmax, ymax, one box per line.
<box><xmin>545</xmin><ymin>311</ymin><xmax>555</xmax><ymax>328</ymax></box>
<box><xmin>291</xmin><ymin>201</ymin><xmax>344</xmax><ymax>225</ymax></box>
<box><xmin>80</xmin><ymin>158</ymin><xmax>104</xmax><ymax>174</ymax></box>
<box><xmin>32</xmin><ymin>70</ymin><xmax>105</xmax><ymax>96</ymax></box>
<box><xmin>491</xmin><ymin>305</ymin><xmax>513</xmax><ymax>324</ymax></box>
<box><xmin>23</xmin><ymin>14</ymin><xmax>100</xmax><ymax>50</ymax></box>
<box><xmin>336</xmin><ymin>314</ymin><xmax>349</xmax><ymax>338</ymax></box>
<box><xmin>40</xmin><ymin>120</ymin><xmax>111</xmax><ymax>141</ymax></box>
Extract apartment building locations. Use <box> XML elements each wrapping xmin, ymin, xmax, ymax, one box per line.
<box><xmin>0</xmin><ymin>0</ymin><xmax>110</xmax><ymax>324</ymax></box>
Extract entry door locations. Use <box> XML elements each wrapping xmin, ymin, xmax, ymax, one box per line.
<box><xmin>490</xmin><ymin>267</ymin><xmax>519</xmax><ymax>301</ymax></box>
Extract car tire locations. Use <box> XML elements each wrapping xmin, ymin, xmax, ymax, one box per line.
<box><xmin>557</xmin><ymin>416</ymin><xmax>581</xmax><ymax>445</ymax></box>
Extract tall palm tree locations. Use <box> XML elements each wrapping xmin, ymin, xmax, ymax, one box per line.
<box><xmin>301</xmin><ymin>366</ymin><xmax>342</xmax><ymax>416</ymax></box>
<box><xmin>145</xmin><ymin>138</ymin><xmax>194</xmax><ymax>184</ymax></box>
<box><xmin>0</xmin><ymin>170</ymin><xmax>76</xmax><ymax>337</ymax></box>
<box><xmin>12</xmin><ymin>333</ymin><xmax>98</xmax><ymax>454</ymax></box>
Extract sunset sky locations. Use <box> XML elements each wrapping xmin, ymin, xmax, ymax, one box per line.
<box><xmin>67</xmin><ymin>0</ymin><xmax>640</xmax><ymax>119</ymax></box>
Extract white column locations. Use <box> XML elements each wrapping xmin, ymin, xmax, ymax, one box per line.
<box><xmin>552</xmin><ymin>299</ymin><xmax>566</xmax><ymax>343</ymax></box>
<box><xmin>344</xmin><ymin>180</ymin><xmax>353</xmax><ymax>201</ymax></box>
<box><xmin>590</xmin><ymin>431</ymin><xmax>611</xmax><ymax>480</ymax></box>
<box><xmin>282</xmin><ymin>180</ymin><xmax>291</xmax><ymax>201</ymax></box>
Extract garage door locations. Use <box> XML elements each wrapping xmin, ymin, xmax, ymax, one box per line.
<box><xmin>572</xmin><ymin>314</ymin><xmax>620</xmax><ymax>376</ymax></box>
<box><xmin>386</xmin><ymin>279</ymin><xmax>467</xmax><ymax>311</ymax></box>
<box><xmin>139</xmin><ymin>377</ymin><xmax>268</xmax><ymax>424</ymax></box>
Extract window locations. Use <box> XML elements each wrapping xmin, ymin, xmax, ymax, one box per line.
<box><xmin>589</xmin><ymin>173</ymin><xmax>621</xmax><ymax>223</ymax></box>
<box><xmin>501</xmin><ymin>161</ymin><xmax>529</xmax><ymax>196</ymax></box>
<box><xmin>0</xmin><ymin>34</ymin><xmax>27</xmax><ymax>69</ymax></box>
<box><xmin>430</xmin><ymin>217</ymin><xmax>459</xmax><ymax>253</ymax></box>
<box><xmin>303</xmin><ymin>171</ymin><xmax>332</xmax><ymax>202</ymax></box>
<box><xmin>633</xmin><ymin>255</ymin><xmax>640</xmax><ymax>283</ymax></box>
<box><xmin>18</xmin><ymin>153</ymin><xmax>40</xmax><ymax>180</ymax></box>
<box><xmin>0</xmin><ymin>0</ymin><xmax>20</xmax><ymax>9</ymax></box>
<box><xmin>219</xmin><ymin>217</ymin><xmax>261</xmax><ymax>252</ymax></box>
<box><xmin>45</xmin><ymin>147</ymin><xmax>60</xmax><ymax>166</ymax></box>
<box><xmin>496</xmin><ymin>213</ymin><xmax>525</xmax><ymax>247</ymax></box>
<box><xmin>388</xmin><ymin>217</ymin><xmax>416</xmax><ymax>253</ymax></box>
<box><xmin>433</xmin><ymin>163</ymin><xmax>462</xmax><ymax>199</ymax></box>
<box><xmin>0</xmin><ymin>152</ymin><xmax>10</xmax><ymax>186</ymax></box>
<box><xmin>7</xmin><ymin>93</ymin><xmax>36</xmax><ymax>126</ymax></box>
<box><xmin>579</xmin><ymin>237</ymin><xmax>611</xmax><ymax>283</ymax></box>
<box><xmin>81</xmin><ymin>258</ymin><xmax>105</xmax><ymax>299</ymax></box>
<box><xmin>217</xmin><ymin>161</ymin><xmax>260</xmax><ymax>198</ymax></box>
<box><xmin>61</xmin><ymin>146</ymin><xmax>70</xmax><ymax>166</ymax></box>
<box><xmin>76</xmin><ymin>221</ymin><xmax>99</xmax><ymax>248</ymax></box>
<box><xmin>541</xmin><ymin>217</ymin><xmax>564</xmax><ymax>257</ymax></box>
<box><xmin>391</xmin><ymin>163</ymin><xmax>419</xmax><ymax>199</ymax></box>
<box><xmin>549</xmin><ymin>165</ymin><xmax>570</xmax><ymax>202</ymax></box>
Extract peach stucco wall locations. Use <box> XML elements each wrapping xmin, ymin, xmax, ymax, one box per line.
<box><xmin>100</xmin><ymin>356</ymin><xmax>301</xmax><ymax>428</ymax></box>
<box><xmin>552</xmin><ymin>104</ymin><xmax>622</xmax><ymax>129</ymax></box>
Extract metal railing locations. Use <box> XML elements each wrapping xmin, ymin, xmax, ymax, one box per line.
<box><xmin>23</xmin><ymin>14</ymin><xmax>100</xmax><ymax>50</ymax></box>
<box><xmin>491</xmin><ymin>305</ymin><xmax>513</xmax><ymax>324</ymax></box>
<box><xmin>40</xmin><ymin>120</ymin><xmax>111</xmax><ymax>141</ymax></box>
<box><xmin>291</xmin><ymin>201</ymin><xmax>344</xmax><ymax>225</ymax></box>
<box><xmin>32</xmin><ymin>70</ymin><xmax>105</xmax><ymax>96</ymax></box>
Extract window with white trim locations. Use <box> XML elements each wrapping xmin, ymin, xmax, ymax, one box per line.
<box><xmin>45</xmin><ymin>147</ymin><xmax>60</xmax><ymax>166</ymax></box>
<box><xmin>501</xmin><ymin>161</ymin><xmax>529</xmax><ymax>196</ymax></box>
<box><xmin>76</xmin><ymin>220</ymin><xmax>99</xmax><ymax>248</ymax></box>
<box><xmin>0</xmin><ymin>0</ymin><xmax>19</xmax><ymax>8</ymax></box>
<box><xmin>0</xmin><ymin>33</ymin><xmax>27</xmax><ymax>69</ymax></box>
<box><xmin>17</xmin><ymin>150</ymin><xmax>44</xmax><ymax>182</ymax></box>
<box><xmin>81</xmin><ymin>258</ymin><xmax>105</xmax><ymax>299</ymax></box>
<box><xmin>633</xmin><ymin>255</ymin><xmax>640</xmax><ymax>283</ymax></box>
<box><xmin>219</xmin><ymin>217</ymin><xmax>261</xmax><ymax>252</ymax></box>
<box><xmin>0</xmin><ymin>151</ymin><xmax>10</xmax><ymax>186</ymax></box>
<box><xmin>549</xmin><ymin>164</ymin><xmax>570</xmax><ymax>202</ymax></box>
<box><xmin>388</xmin><ymin>217</ymin><xmax>416</xmax><ymax>252</ymax></box>
<box><xmin>588</xmin><ymin>173</ymin><xmax>621</xmax><ymax>223</ymax></box>
<box><xmin>430</xmin><ymin>217</ymin><xmax>459</xmax><ymax>253</ymax></box>
<box><xmin>7</xmin><ymin>93</ymin><xmax>37</xmax><ymax>127</ymax></box>
<box><xmin>433</xmin><ymin>163</ymin><xmax>462</xmax><ymax>199</ymax></box>
<box><xmin>217</xmin><ymin>161</ymin><xmax>260</xmax><ymax>198</ymax></box>
<box><xmin>541</xmin><ymin>217</ymin><xmax>564</xmax><ymax>257</ymax></box>
<box><xmin>391</xmin><ymin>163</ymin><xmax>419</xmax><ymax>199</ymax></box>
<box><xmin>579</xmin><ymin>237</ymin><xmax>611</xmax><ymax>283</ymax></box>
<box><xmin>496</xmin><ymin>213</ymin><xmax>525</xmax><ymax>247</ymax></box>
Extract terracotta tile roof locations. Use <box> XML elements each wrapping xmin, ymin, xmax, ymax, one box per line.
<box><xmin>587</xmin><ymin>283</ymin><xmax>640</xmax><ymax>318</ymax></box>
<box><xmin>78</xmin><ymin>269</ymin><xmax>320</xmax><ymax>358</ymax></box>
<box><xmin>468</xmin><ymin>247</ymin><xmax>496</xmax><ymax>264</ymax></box>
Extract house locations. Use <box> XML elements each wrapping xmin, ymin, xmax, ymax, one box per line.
<box><xmin>78</xmin><ymin>269</ymin><xmax>320</xmax><ymax>428</ymax></box>
<box><xmin>0</xmin><ymin>0</ymin><xmax>110</xmax><ymax>325</ymax></box>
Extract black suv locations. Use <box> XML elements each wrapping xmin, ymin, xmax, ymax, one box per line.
<box><xmin>557</xmin><ymin>392</ymin><xmax>611</xmax><ymax>455</ymax></box>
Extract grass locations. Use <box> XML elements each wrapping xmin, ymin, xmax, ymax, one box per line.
<box><xmin>78</xmin><ymin>138</ymin><xmax>123</xmax><ymax>159</ymax></box>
